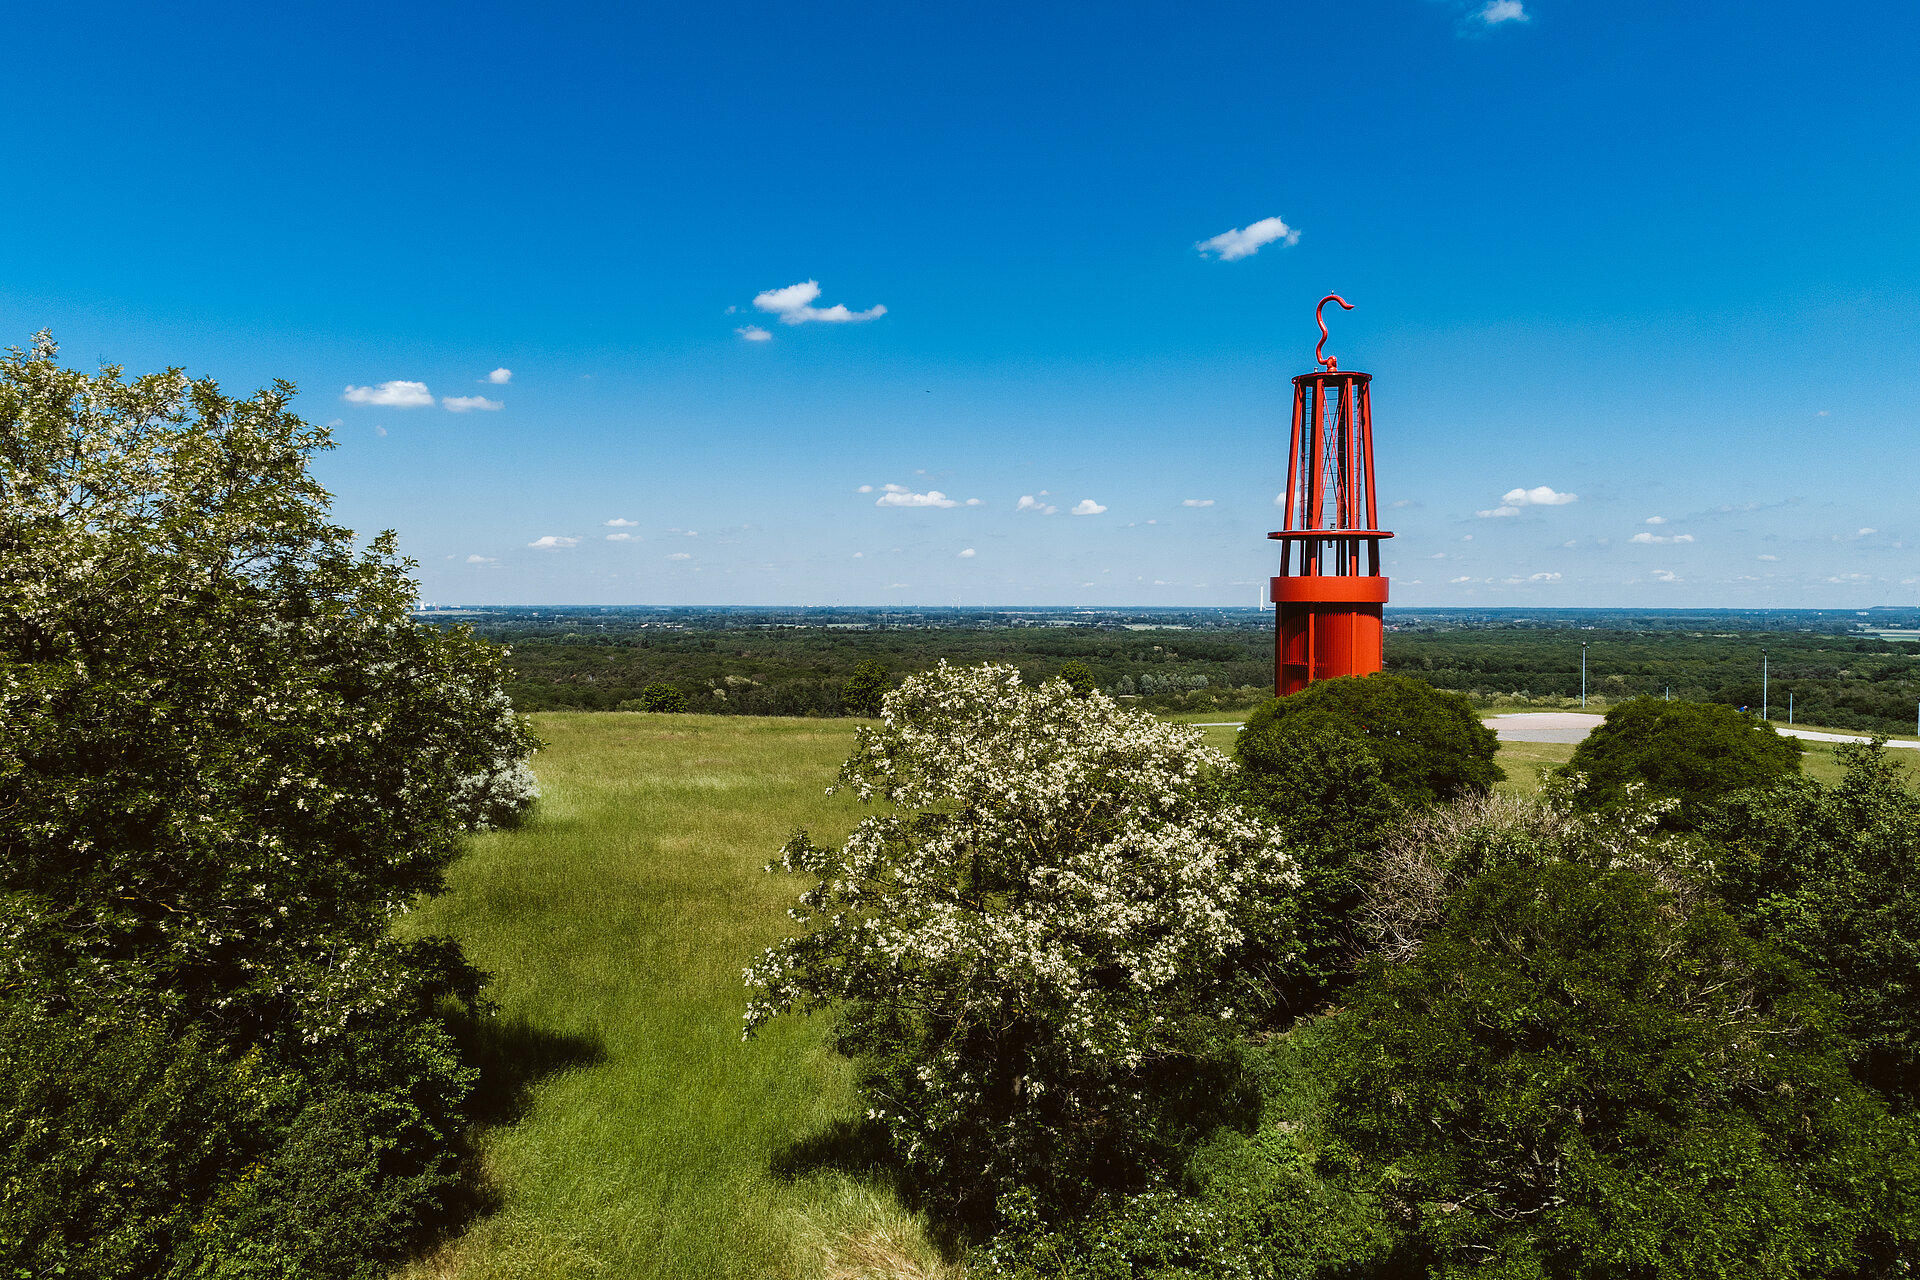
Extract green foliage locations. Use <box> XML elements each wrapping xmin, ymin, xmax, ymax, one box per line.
<box><xmin>1231</xmin><ymin>730</ymin><xmax>1400</xmax><ymax>1011</ymax></box>
<box><xmin>840</xmin><ymin>658</ymin><xmax>891</xmax><ymax>716</ymax></box>
<box><xmin>1708</xmin><ymin>741</ymin><xmax>1920</xmax><ymax>1108</ymax></box>
<box><xmin>1055</xmin><ymin>660</ymin><xmax>1095</xmax><ymax>696</ymax></box>
<box><xmin>1561</xmin><ymin>696</ymin><xmax>1801</xmax><ymax>829</ymax></box>
<box><xmin>632</xmin><ymin>681</ymin><xmax>689</xmax><ymax>712</ymax></box>
<box><xmin>1316</xmin><ymin>861</ymin><xmax>1920</xmax><ymax>1278</ymax></box>
<box><xmin>1239</xmin><ymin>673</ymin><xmax>1503</xmax><ymax>810</ymax></box>
<box><xmin>746</xmin><ymin>664</ymin><xmax>1299</xmax><ymax>1223</ymax></box>
<box><xmin>0</xmin><ymin>334</ymin><xmax>532</xmax><ymax>1274</ymax></box>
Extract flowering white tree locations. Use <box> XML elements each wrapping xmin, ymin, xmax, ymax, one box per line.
<box><xmin>745</xmin><ymin>662</ymin><xmax>1300</xmax><ymax>1211</ymax></box>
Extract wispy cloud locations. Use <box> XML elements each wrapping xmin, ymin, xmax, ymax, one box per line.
<box><xmin>753</xmin><ymin>279</ymin><xmax>886</xmax><ymax>325</ymax></box>
<box><xmin>1071</xmin><ymin>499</ymin><xmax>1107</xmax><ymax>517</ymax></box>
<box><xmin>1529</xmin><ymin>571</ymin><xmax>1562</xmax><ymax>582</ymax></box>
<box><xmin>1182</xmin><ymin>498</ymin><xmax>1215</xmax><ymax>507</ymax></box>
<box><xmin>486</xmin><ymin>368</ymin><xmax>512</xmax><ymax>384</ymax></box>
<box><xmin>1759</xmin><ymin>554</ymin><xmax>1781</xmax><ymax>561</ymax></box>
<box><xmin>957</xmin><ymin>547</ymin><xmax>976</xmax><ymax>558</ymax></box>
<box><xmin>527</xmin><ymin>536</ymin><xmax>580</xmax><ymax>550</ymax></box>
<box><xmin>1475</xmin><ymin>0</ymin><xmax>1530</xmax><ymax>24</ymax></box>
<box><xmin>666</xmin><ymin>552</ymin><xmax>692</xmax><ymax>560</ymax></box>
<box><xmin>735</xmin><ymin>325</ymin><xmax>773</xmax><ymax>342</ymax></box>
<box><xmin>1196</xmin><ymin>216</ymin><xmax>1300</xmax><ymax>261</ymax></box>
<box><xmin>1644</xmin><ymin>515</ymin><xmax>1667</xmax><ymax>525</ymax></box>
<box><xmin>605</xmin><ymin>518</ymin><xmax>638</xmax><ymax>527</ymax></box>
<box><xmin>343</xmin><ymin>380</ymin><xmax>433</xmax><ymax>408</ymax></box>
<box><xmin>1651</xmin><ymin>569</ymin><xmax>1679</xmax><ymax>582</ymax></box>
<box><xmin>1631</xmin><ymin>532</ymin><xmax>1695</xmax><ymax>545</ymax></box>
<box><xmin>1017</xmin><ymin>494</ymin><xmax>1059</xmax><ymax>515</ymax></box>
<box><xmin>443</xmin><ymin>395</ymin><xmax>503</xmax><ymax>412</ymax></box>
<box><xmin>876</xmin><ymin>484</ymin><xmax>960</xmax><ymax>508</ymax></box>
<box><xmin>466</xmin><ymin>554</ymin><xmax>496</xmax><ymax>564</ymax></box>
<box><xmin>606</xmin><ymin>532</ymin><xmax>642</xmax><ymax>542</ymax></box>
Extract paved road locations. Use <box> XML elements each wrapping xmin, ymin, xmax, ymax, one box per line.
<box><xmin>1200</xmin><ymin>713</ymin><xmax>1920</xmax><ymax>751</ymax></box>
<box><xmin>1486</xmin><ymin>711</ymin><xmax>1920</xmax><ymax>750</ymax></box>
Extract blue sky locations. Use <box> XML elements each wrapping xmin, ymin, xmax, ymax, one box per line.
<box><xmin>6</xmin><ymin>0</ymin><xmax>1918</xmax><ymax>607</ymax></box>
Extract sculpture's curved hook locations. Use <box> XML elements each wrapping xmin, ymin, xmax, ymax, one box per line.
<box><xmin>1315</xmin><ymin>293</ymin><xmax>1354</xmax><ymax>372</ymax></box>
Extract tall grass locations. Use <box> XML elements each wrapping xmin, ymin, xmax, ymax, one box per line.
<box><xmin>399</xmin><ymin>713</ymin><xmax>949</xmax><ymax>1280</ymax></box>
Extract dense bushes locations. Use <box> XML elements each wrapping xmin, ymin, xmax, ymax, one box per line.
<box><xmin>0</xmin><ymin>335</ymin><xmax>532</xmax><ymax>1275</ymax></box>
<box><xmin>1321</xmin><ymin>862</ymin><xmax>1920</xmax><ymax>1276</ymax></box>
<box><xmin>1561</xmin><ymin>696</ymin><xmax>1802</xmax><ymax>828</ymax></box>
<box><xmin>757</xmin><ymin>665</ymin><xmax>1920</xmax><ymax>1277</ymax></box>
<box><xmin>1238</xmin><ymin>674</ymin><xmax>1503</xmax><ymax>809</ymax></box>
<box><xmin>746</xmin><ymin>663</ymin><xmax>1298</xmax><ymax>1220</ymax></box>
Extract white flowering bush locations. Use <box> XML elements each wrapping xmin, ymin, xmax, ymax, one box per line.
<box><xmin>745</xmin><ymin>661</ymin><xmax>1300</xmax><ymax>1215</ymax></box>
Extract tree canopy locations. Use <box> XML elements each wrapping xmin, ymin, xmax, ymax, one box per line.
<box><xmin>1237</xmin><ymin>673</ymin><xmax>1503</xmax><ymax>809</ymax></box>
<box><xmin>0</xmin><ymin>333</ymin><xmax>534</xmax><ymax>1275</ymax></box>
<box><xmin>1561</xmin><ymin>696</ymin><xmax>1801</xmax><ymax>828</ymax></box>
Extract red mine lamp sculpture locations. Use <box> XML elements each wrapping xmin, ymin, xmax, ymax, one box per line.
<box><xmin>1269</xmin><ymin>294</ymin><xmax>1392</xmax><ymax>696</ymax></box>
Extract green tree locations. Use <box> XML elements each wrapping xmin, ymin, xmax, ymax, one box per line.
<box><xmin>1317</xmin><ymin>862</ymin><xmax>1920</xmax><ymax>1278</ymax></box>
<box><xmin>1708</xmin><ymin>741</ymin><xmax>1920</xmax><ymax>1108</ymax></box>
<box><xmin>0</xmin><ymin>334</ymin><xmax>533</xmax><ymax>1274</ymax></box>
<box><xmin>1055</xmin><ymin>659</ymin><xmax>1095</xmax><ymax>697</ymax></box>
<box><xmin>747</xmin><ymin>663</ymin><xmax>1299</xmax><ymax>1220</ymax></box>
<box><xmin>840</xmin><ymin>658</ymin><xmax>890</xmax><ymax>716</ymax></box>
<box><xmin>1237</xmin><ymin>673</ymin><xmax>1503</xmax><ymax>810</ymax></box>
<box><xmin>636</xmin><ymin>681</ymin><xmax>688</xmax><ymax>712</ymax></box>
<box><xmin>1560</xmin><ymin>696</ymin><xmax>1801</xmax><ymax>829</ymax></box>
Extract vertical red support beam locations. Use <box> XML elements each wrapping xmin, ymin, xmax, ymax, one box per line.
<box><xmin>1282</xmin><ymin>381</ymin><xmax>1303</xmax><ymax>576</ymax></box>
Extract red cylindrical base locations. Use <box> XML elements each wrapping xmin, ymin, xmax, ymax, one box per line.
<box><xmin>1271</xmin><ymin>576</ymin><xmax>1388</xmax><ymax>696</ymax></box>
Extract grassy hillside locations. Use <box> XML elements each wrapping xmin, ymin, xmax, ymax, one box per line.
<box><xmin>399</xmin><ymin>713</ymin><xmax>949</xmax><ymax>1280</ymax></box>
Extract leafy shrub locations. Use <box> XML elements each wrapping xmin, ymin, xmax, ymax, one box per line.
<box><xmin>630</xmin><ymin>681</ymin><xmax>688</xmax><ymax>712</ymax></box>
<box><xmin>745</xmin><ymin>662</ymin><xmax>1300</xmax><ymax>1220</ymax></box>
<box><xmin>840</xmin><ymin>659</ymin><xmax>891</xmax><ymax>716</ymax></box>
<box><xmin>1317</xmin><ymin>861</ymin><xmax>1920</xmax><ymax>1277</ymax></box>
<box><xmin>1054</xmin><ymin>660</ymin><xmax>1095</xmax><ymax>696</ymax></box>
<box><xmin>1238</xmin><ymin>674</ymin><xmax>1503</xmax><ymax>810</ymax></box>
<box><xmin>0</xmin><ymin>334</ymin><xmax>527</xmax><ymax>1273</ymax></box>
<box><xmin>1558</xmin><ymin>696</ymin><xmax>1801</xmax><ymax>829</ymax></box>
<box><xmin>1708</xmin><ymin>741</ymin><xmax>1920</xmax><ymax>1108</ymax></box>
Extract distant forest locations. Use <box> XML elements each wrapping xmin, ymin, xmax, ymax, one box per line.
<box><xmin>428</xmin><ymin>605</ymin><xmax>1920</xmax><ymax>735</ymax></box>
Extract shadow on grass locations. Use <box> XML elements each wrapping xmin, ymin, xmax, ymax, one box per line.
<box><xmin>417</xmin><ymin>1011</ymin><xmax>607</xmax><ymax>1248</ymax></box>
<box><xmin>771</xmin><ymin>1118</ymin><xmax>975</xmax><ymax>1259</ymax></box>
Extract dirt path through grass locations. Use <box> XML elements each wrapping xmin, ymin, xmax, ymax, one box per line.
<box><xmin>400</xmin><ymin>713</ymin><xmax>946</xmax><ymax>1280</ymax></box>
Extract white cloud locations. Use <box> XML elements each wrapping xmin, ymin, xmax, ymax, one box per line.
<box><xmin>606</xmin><ymin>532</ymin><xmax>642</xmax><ymax>542</ymax></box>
<box><xmin>855</xmin><ymin>485</ymin><xmax>873</xmax><ymax>493</ymax></box>
<box><xmin>965</xmin><ymin>497</ymin><xmax>985</xmax><ymax>506</ymax></box>
<box><xmin>443</xmin><ymin>395</ymin><xmax>503</xmax><ymax>412</ymax></box>
<box><xmin>527</xmin><ymin>535</ymin><xmax>579</xmax><ymax>550</ymax></box>
<box><xmin>1652</xmin><ymin>569</ymin><xmax>1678</xmax><ymax>582</ymax></box>
<box><xmin>1631</xmin><ymin>532</ymin><xmax>1695</xmax><ymax>545</ymax></box>
<box><xmin>1503</xmin><ymin>485</ymin><xmax>1577</xmax><ymax>507</ymax></box>
<box><xmin>1476</xmin><ymin>505</ymin><xmax>1521</xmax><ymax>519</ymax></box>
<box><xmin>373</xmin><ymin>425</ymin><xmax>387</xmax><ymax>437</ymax></box>
<box><xmin>735</xmin><ymin>325</ymin><xmax>773</xmax><ymax>342</ymax></box>
<box><xmin>1529</xmin><ymin>571</ymin><xmax>1562</xmax><ymax>582</ymax></box>
<box><xmin>1196</xmin><ymin>216</ymin><xmax>1300</xmax><ymax>261</ymax></box>
<box><xmin>752</xmin><ymin>279</ymin><xmax>886</xmax><ymax>326</ymax></box>
<box><xmin>1182</xmin><ymin>498</ymin><xmax>1215</xmax><ymax>507</ymax></box>
<box><xmin>605</xmin><ymin>517</ymin><xmax>639</xmax><ymax>527</ymax></box>
<box><xmin>1858</xmin><ymin>527</ymin><xmax>1877</xmax><ymax>537</ymax></box>
<box><xmin>666</xmin><ymin>552</ymin><xmax>692</xmax><ymax>560</ymax></box>
<box><xmin>1449</xmin><ymin>575</ymin><xmax>1475</xmax><ymax>584</ymax></box>
<box><xmin>1071</xmin><ymin>499</ymin><xmax>1107</xmax><ymax>516</ymax></box>
<box><xmin>1759</xmin><ymin>554</ymin><xmax>1781</xmax><ymax>561</ymax></box>
<box><xmin>486</xmin><ymin>368</ymin><xmax>512</xmax><ymax>384</ymax></box>
<box><xmin>343</xmin><ymin>380</ymin><xmax>433</xmax><ymax>408</ymax></box>
<box><xmin>1476</xmin><ymin>0</ymin><xmax>1530</xmax><ymax>23</ymax></box>
<box><xmin>876</xmin><ymin>484</ymin><xmax>959</xmax><ymax>508</ymax></box>
<box><xmin>466</xmin><ymin>554</ymin><xmax>496</xmax><ymax>564</ymax></box>
<box><xmin>1017</xmin><ymin>495</ymin><xmax>1059</xmax><ymax>515</ymax></box>
<box><xmin>957</xmin><ymin>547</ymin><xmax>976</xmax><ymax>558</ymax></box>
<box><xmin>1644</xmin><ymin>515</ymin><xmax>1667</xmax><ymax>525</ymax></box>
<box><xmin>852</xmin><ymin>551</ymin><xmax>863</xmax><ymax>558</ymax></box>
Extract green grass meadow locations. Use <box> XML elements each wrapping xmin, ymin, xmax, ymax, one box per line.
<box><xmin>399</xmin><ymin>713</ymin><xmax>949</xmax><ymax>1280</ymax></box>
